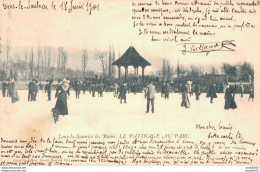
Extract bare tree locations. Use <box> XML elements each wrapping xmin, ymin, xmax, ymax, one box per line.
<box><xmin>108</xmin><ymin>44</ymin><xmax>112</xmax><ymax>75</ymax></box>
<box><xmin>162</xmin><ymin>59</ymin><xmax>167</xmax><ymax>81</ymax></box>
<box><xmin>95</xmin><ymin>50</ymin><xmax>107</xmax><ymax>76</ymax></box>
<box><xmin>37</xmin><ymin>47</ymin><xmax>42</xmax><ymax>79</ymax></box>
<box><xmin>59</xmin><ymin>47</ymin><xmax>68</xmax><ymax>77</ymax></box>
<box><xmin>6</xmin><ymin>37</ymin><xmax>10</xmax><ymax>76</ymax></box>
<box><xmin>29</xmin><ymin>48</ymin><xmax>34</xmax><ymax>79</ymax></box>
<box><xmin>81</xmin><ymin>49</ymin><xmax>88</xmax><ymax>77</ymax></box>
<box><xmin>24</xmin><ymin>50</ymin><xmax>29</xmax><ymax>80</ymax></box>
<box><xmin>52</xmin><ymin>48</ymin><xmax>56</xmax><ymax>81</ymax></box>
<box><xmin>111</xmin><ymin>46</ymin><xmax>116</xmax><ymax>77</ymax></box>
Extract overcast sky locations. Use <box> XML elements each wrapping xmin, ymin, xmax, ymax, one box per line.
<box><xmin>0</xmin><ymin>0</ymin><xmax>258</xmax><ymax>75</ymax></box>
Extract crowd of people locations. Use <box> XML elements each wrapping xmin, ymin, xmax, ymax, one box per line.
<box><xmin>1</xmin><ymin>77</ymin><xmax>255</xmax><ymax>118</ymax></box>
<box><xmin>1</xmin><ymin>78</ymin><xmax>19</xmax><ymax>103</ymax></box>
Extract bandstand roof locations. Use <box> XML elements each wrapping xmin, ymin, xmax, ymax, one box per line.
<box><xmin>112</xmin><ymin>46</ymin><xmax>151</xmax><ymax>67</ymax></box>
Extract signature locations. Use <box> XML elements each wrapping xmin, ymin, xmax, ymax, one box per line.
<box><xmin>179</xmin><ymin>40</ymin><xmax>236</xmax><ymax>55</ymax></box>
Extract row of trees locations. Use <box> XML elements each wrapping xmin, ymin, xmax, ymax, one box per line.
<box><xmin>157</xmin><ymin>59</ymin><xmax>254</xmax><ymax>84</ymax></box>
<box><xmin>0</xmin><ymin>43</ymin><xmax>119</xmax><ymax>81</ymax></box>
<box><xmin>0</xmin><ymin>46</ymin><xmax>70</xmax><ymax>81</ymax></box>
<box><xmin>95</xmin><ymin>44</ymin><xmax>116</xmax><ymax>78</ymax></box>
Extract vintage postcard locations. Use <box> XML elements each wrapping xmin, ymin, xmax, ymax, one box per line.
<box><xmin>0</xmin><ymin>0</ymin><xmax>259</xmax><ymax>168</ymax></box>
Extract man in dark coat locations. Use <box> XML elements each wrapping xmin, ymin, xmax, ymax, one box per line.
<box><xmin>45</xmin><ymin>80</ymin><xmax>53</xmax><ymax>101</ymax></box>
<box><xmin>146</xmin><ymin>80</ymin><xmax>155</xmax><ymax>113</ymax></box>
<box><xmin>194</xmin><ymin>82</ymin><xmax>200</xmax><ymax>100</ymax></box>
<box><xmin>119</xmin><ymin>82</ymin><xmax>127</xmax><ymax>104</ymax></box>
<box><xmin>82</xmin><ymin>80</ymin><xmax>87</xmax><ymax>94</ymax></box>
<box><xmin>75</xmin><ymin>81</ymin><xmax>80</xmax><ymax>99</ymax></box>
<box><xmin>161</xmin><ymin>82</ymin><xmax>166</xmax><ymax>97</ymax></box>
<box><xmin>91</xmin><ymin>83</ymin><xmax>96</xmax><ymax>97</ymax></box>
<box><xmin>206</xmin><ymin>84</ymin><xmax>217</xmax><ymax>103</ymax></box>
<box><xmin>98</xmin><ymin>82</ymin><xmax>104</xmax><ymax>97</ymax></box>
<box><xmin>165</xmin><ymin>83</ymin><xmax>171</xmax><ymax>99</ymax></box>
<box><xmin>7</xmin><ymin>80</ymin><xmax>11</xmax><ymax>97</ymax></box>
<box><xmin>28</xmin><ymin>79</ymin><xmax>36</xmax><ymax>102</ymax></box>
<box><xmin>2</xmin><ymin>81</ymin><xmax>8</xmax><ymax>97</ymax></box>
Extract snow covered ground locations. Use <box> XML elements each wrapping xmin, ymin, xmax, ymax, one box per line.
<box><xmin>0</xmin><ymin>90</ymin><xmax>258</xmax><ymax>141</ymax></box>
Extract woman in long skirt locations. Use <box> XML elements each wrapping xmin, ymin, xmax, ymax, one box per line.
<box><xmin>181</xmin><ymin>82</ymin><xmax>190</xmax><ymax>108</ymax></box>
<box><xmin>224</xmin><ymin>84</ymin><xmax>231</xmax><ymax>110</ymax></box>
<box><xmin>229</xmin><ymin>86</ymin><xmax>237</xmax><ymax>109</ymax></box>
<box><xmin>11</xmin><ymin>78</ymin><xmax>20</xmax><ymax>103</ymax></box>
<box><xmin>54</xmin><ymin>79</ymin><xmax>70</xmax><ymax>115</ymax></box>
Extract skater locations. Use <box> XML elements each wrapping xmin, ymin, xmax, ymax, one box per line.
<box><xmin>194</xmin><ymin>82</ymin><xmax>200</xmax><ymax>100</ymax></box>
<box><xmin>75</xmin><ymin>80</ymin><xmax>80</xmax><ymax>99</ymax></box>
<box><xmin>187</xmin><ymin>82</ymin><xmax>192</xmax><ymax>97</ymax></box>
<box><xmin>181</xmin><ymin>82</ymin><xmax>190</xmax><ymax>108</ymax></box>
<box><xmin>54</xmin><ymin>78</ymin><xmax>70</xmax><ymax>115</ymax></box>
<box><xmin>206</xmin><ymin>83</ymin><xmax>217</xmax><ymax>103</ymax></box>
<box><xmin>45</xmin><ymin>80</ymin><xmax>53</xmax><ymax>101</ymax></box>
<box><xmin>146</xmin><ymin>80</ymin><xmax>155</xmax><ymax>113</ymax></box>
<box><xmin>7</xmin><ymin>80</ymin><xmax>11</xmax><ymax>97</ymax></box>
<box><xmin>82</xmin><ymin>80</ymin><xmax>87</xmax><ymax>94</ymax></box>
<box><xmin>33</xmin><ymin>80</ymin><xmax>39</xmax><ymax>101</ymax></box>
<box><xmin>224</xmin><ymin>83</ymin><xmax>231</xmax><ymax>109</ymax></box>
<box><xmin>98</xmin><ymin>82</ymin><xmax>104</xmax><ymax>97</ymax></box>
<box><xmin>161</xmin><ymin>82</ymin><xmax>166</xmax><ymax>97</ymax></box>
<box><xmin>119</xmin><ymin>82</ymin><xmax>127</xmax><ymax>104</ymax></box>
<box><xmin>248</xmin><ymin>87</ymin><xmax>254</xmax><ymax>102</ymax></box>
<box><xmin>143</xmin><ymin>85</ymin><xmax>148</xmax><ymax>99</ymax></box>
<box><xmin>28</xmin><ymin>79</ymin><xmax>36</xmax><ymax>102</ymax></box>
<box><xmin>10</xmin><ymin>78</ymin><xmax>19</xmax><ymax>103</ymax></box>
<box><xmin>133</xmin><ymin>82</ymin><xmax>137</xmax><ymax>95</ymax></box>
<box><xmin>239</xmin><ymin>83</ymin><xmax>244</xmax><ymax>98</ymax></box>
<box><xmin>165</xmin><ymin>83</ymin><xmax>171</xmax><ymax>99</ymax></box>
<box><xmin>230</xmin><ymin>86</ymin><xmax>237</xmax><ymax>109</ymax></box>
<box><xmin>91</xmin><ymin>83</ymin><xmax>96</xmax><ymax>97</ymax></box>
<box><xmin>113</xmin><ymin>82</ymin><xmax>119</xmax><ymax>98</ymax></box>
<box><xmin>2</xmin><ymin>81</ymin><xmax>8</xmax><ymax>97</ymax></box>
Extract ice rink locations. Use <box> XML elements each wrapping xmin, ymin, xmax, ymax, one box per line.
<box><xmin>0</xmin><ymin>90</ymin><xmax>258</xmax><ymax>141</ymax></box>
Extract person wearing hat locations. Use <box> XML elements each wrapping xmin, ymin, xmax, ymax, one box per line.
<box><xmin>229</xmin><ymin>86</ymin><xmax>237</xmax><ymax>109</ymax></box>
<box><xmin>45</xmin><ymin>80</ymin><xmax>53</xmax><ymax>101</ymax></box>
<box><xmin>161</xmin><ymin>81</ymin><xmax>166</xmax><ymax>97</ymax></box>
<box><xmin>54</xmin><ymin>78</ymin><xmax>70</xmax><ymax>115</ymax></box>
<box><xmin>91</xmin><ymin>83</ymin><xmax>96</xmax><ymax>97</ymax></box>
<box><xmin>75</xmin><ymin>80</ymin><xmax>81</xmax><ymax>99</ymax></box>
<box><xmin>2</xmin><ymin>80</ymin><xmax>8</xmax><ymax>97</ymax></box>
<box><xmin>165</xmin><ymin>82</ymin><xmax>171</xmax><ymax>99</ymax></box>
<box><xmin>33</xmin><ymin>80</ymin><xmax>39</xmax><ymax>101</ymax></box>
<box><xmin>194</xmin><ymin>82</ymin><xmax>200</xmax><ymax>101</ymax></box>
<box><xmin>28</xmin><ymin>79</ymin><xmax>36</xmax><ymax>102</ymax></box>
<box><xmin>113</xmin><ymin>82</ymin><xmax>119</xmax><ymax>98</ymax></box>
<box><xmin>98</xmin><ymin>82</ymin><xmax>104</xmax><ymax>97</ymax></box>
<box><xmin>181</xmin><ymin>82</ymin><xmax>190</xmax><ymax>108</ymax></box>
<box><xmin>224</xmin><ymin>83</ymin><xmax>231</xmax><ymax>109</ymax></box>
<box><xmin>119</xmin><ymin>81</ymin><xmax>127</xmax><ymax>104</ymax></box>
<box><xmin>206</xmin><ymin>83</ymin><xmax>217</xmax><ymax>103</ymax></box>
<box><xmin>248</xmin><ymin>87</ymin><xmax>254</xmax><ymax>102</ymax></box>
<box><xmin>239</xmin><ymin>83</ymin><xmax>244</xmax><ymax>98</ymax></box>
<box><xmin>10</xmin><ymin>78</ymin><xmax>19</xmax><ymax>103</ymax></box>
<box><xmin>146</xmin><ymin>80</ymin><xmax>155</xmax><ymax>113</ymax></box>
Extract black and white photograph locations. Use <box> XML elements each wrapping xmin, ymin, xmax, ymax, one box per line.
<box><xmin>0</xmin><ymin>0</ymin><xmax>259</xmax><ymax>171</ymax></box>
